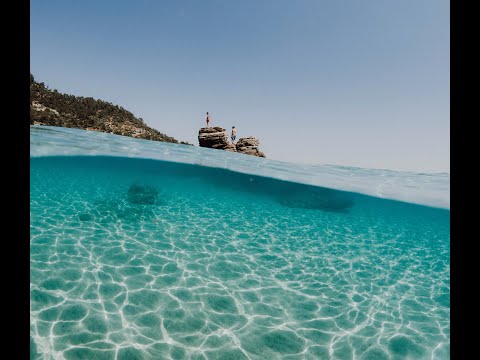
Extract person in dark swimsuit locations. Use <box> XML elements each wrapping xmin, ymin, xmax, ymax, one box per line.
<box><xmin>206</xmin><ymin>112</ymin><xmax>210</xmax><ymax>127</ymax></box>
<box><xmin>231</xmin><ymin>126</ymin><xmax>236</xmax><ymax>143</ymax></box>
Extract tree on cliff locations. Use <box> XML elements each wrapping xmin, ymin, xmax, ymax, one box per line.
<box><xmin>30</xmin><ymin>74</ymin><xmax>188</xmax><ymax>144</ymax></box>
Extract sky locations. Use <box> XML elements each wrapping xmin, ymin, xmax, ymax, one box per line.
<box><xmin>30</xmin><ymin>0</ymin><xmax>449</xmax><ymax>173</ymax></box>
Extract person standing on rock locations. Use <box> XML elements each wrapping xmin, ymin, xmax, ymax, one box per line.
<box><xmin>206</xmin><ymin>112</ymin><xmax>210</xmax><ymax>127</ymax></box>
<box><xmin>231</xmin><ymin>126</ymin><xmax>237</xmax><ymax>143</ymax></box>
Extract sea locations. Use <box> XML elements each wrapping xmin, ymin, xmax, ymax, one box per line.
<box><xmin>30</xmin><ymin>126</ymin><xmax>450</xmax><ymax>360</ymax></box>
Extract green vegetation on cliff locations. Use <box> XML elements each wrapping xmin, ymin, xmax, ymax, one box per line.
<box><xmin>30</xmin><ymin>74</ymin><xmax>188</xmax><ymax>144</ymax></box>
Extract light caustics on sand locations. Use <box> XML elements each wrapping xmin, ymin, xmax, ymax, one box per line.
<box><xmin>30</xmin><ymin>126</ymin><xmax>450</xmax><ymax>360</ymax></box>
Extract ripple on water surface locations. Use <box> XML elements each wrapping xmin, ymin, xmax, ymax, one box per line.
<box><xmin>30</xmin><ymin>156</ymin><xmax>450</xmax><ymax>360</ymax></box>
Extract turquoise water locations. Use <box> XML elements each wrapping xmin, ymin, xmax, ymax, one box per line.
<box><xmin>30</xmin><ymin>127</ymin><xmax>450</xmax><ymax>360</ymax></box>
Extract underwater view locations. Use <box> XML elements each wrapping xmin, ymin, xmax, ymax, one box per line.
<box><xmin>30</xmin><ymin>126</ymin><xmax>450</xmax><ymax>360</ymax></box>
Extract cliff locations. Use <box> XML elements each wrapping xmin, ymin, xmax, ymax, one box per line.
<box><xmin>198</xmin><ymin>127</ymin><xmax>266</xmax><ymax>158</ymax></box>
<box><xmin>30</xmin><ymin>74</ymin><xmax>189</xmax><ymax>144</ymax></box>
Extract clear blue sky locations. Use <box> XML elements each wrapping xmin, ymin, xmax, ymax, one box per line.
<box><xmin>31</xmin><ymin>0</ymin><xmax>449</xmax><ymax>173</ymax></box>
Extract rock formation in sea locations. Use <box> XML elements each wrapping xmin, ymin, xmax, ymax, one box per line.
<box><xmin>235</xmin><ymin>137</ymin><xmax>266</xmax><ymax>158</ymax></box>
<box><xmin>127</xmin><ymin>184</ymin><xmax>159</xmax><ymax>205</ymax></box>
<box><xmin>198</xmin><ymin>127</ymin><xmax>229</xmax><ymax>149</ymax></box>
<box><xmin>198</xmin><ymin>127</ymin><xmax>266</xmax><ymax>157</ymax></box>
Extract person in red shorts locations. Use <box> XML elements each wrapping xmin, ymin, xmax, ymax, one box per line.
<box><xmin>206</xmin><ymin>112</ymin><xmax>210</xmax><ymax>127</ymax></box>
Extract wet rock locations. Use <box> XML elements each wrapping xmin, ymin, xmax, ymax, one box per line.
<box><xmin>127</xmin><ymin>184</ymin><xmax>159</xmax><ymax>205</ymax></box>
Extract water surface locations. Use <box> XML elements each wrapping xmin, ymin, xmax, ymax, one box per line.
<box><xmin>30</xmin><ymin>127</ymin><xmax>450</xmax><ymax>360</ymax></box>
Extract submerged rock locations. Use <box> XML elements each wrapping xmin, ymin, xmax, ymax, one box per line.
<box><xmin>78</xmin><ymin>213</ymin><xmax>94</xmax><ymax>221</ymax></box>
<box><xmin>127</xmin><ymin>184</ymin><xmax>159</xmax><ymax>205</ymax></box>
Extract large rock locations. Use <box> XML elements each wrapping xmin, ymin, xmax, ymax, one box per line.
<box><xmin>236</xmin><ymin>137</ymin><xmax>259</xmax><ymax>149</ymax></box>
<box><xmin>236</xmin><ymin>137</ymin><xmax>266</xmax><ymax>158</ymax></box>
<box><xmin>198</xmin><ymin>128</ymin><xmax>266</xmax><ymax>157</ymax></box>
<box><xmin>198</xmin><ymin>127</ymin><xmax>229</xmax><ymax>149</ymax></box>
